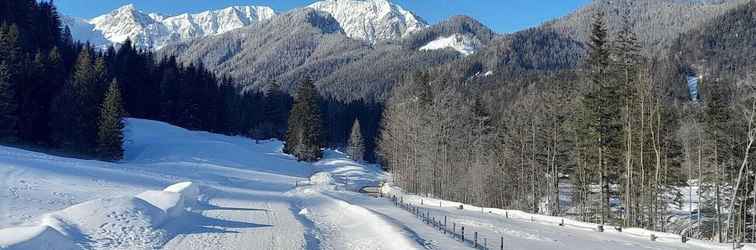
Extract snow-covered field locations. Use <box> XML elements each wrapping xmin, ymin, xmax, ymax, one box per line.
<box><xmin>0</xmin><ymin>118</ymin><xmax>746</xmax><ymax>249</ymax></box>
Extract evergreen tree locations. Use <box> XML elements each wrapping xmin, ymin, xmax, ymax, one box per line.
<box><xmin>285</xmin><ymin>78</ymin><xmax>323</xmax><ymax>161</ymax></box>
<box><xmin>347</xmin><ymin>118</ymin><xmax>365</xmax><ymax>162</ymax></box>
<box><xmin>261</xmin><ymin>81</ymin><xmax>287</xmax><ymax>139</ymax></box>
<box><xmin>0</xmin><ymin>62</ymin><xmax>18</xmax><ymax>141</ymax></box>
<box><xmin>97</xmin><ymin>80</ymin><xmax>125</xmax><ymax>161</ymax></box>
<box><xmin>51</xmin><ymin>49</ymin><xmax>101</xmax><ymax>152</ymax></box>
<box><xmin>0</xmin><ymin>24</ymin><xmax>22</xmax><ymax>70</ymax></box>
<box><xmin>17</xmin><ymin>51</ymin><xmax>48</xmax><ymax>143</ymax></box>
<box><xmin>581</xmin><ymin>11</ymin><xmax>625</xmax><ymax>224</ymax></box>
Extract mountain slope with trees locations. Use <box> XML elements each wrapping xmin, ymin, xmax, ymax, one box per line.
<box><xmin>0</xmin><ymin>0</ymin><xmax>290</xmax><ymax>160</ymax></box>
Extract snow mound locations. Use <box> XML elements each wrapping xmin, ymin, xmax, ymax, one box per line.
<box><xmin>419</xmin><ymin>33</ymin><xmax>482</xmax><ymax>56</ymax></box>
<box><xmin>0</xmin><ymin>225</ymin><xmax>80</xmax><ymax>250</ymax></box>
<box><xmin>313</xmin><ymin>150</ymin><xmax>386</xmax><ymax>190</ymax></box>
<box><xmin>0</xmin><ymin>180</ymin><xmax>204</xmax><ymax>249</ymax></box>
<box><xmin>298</xmin><ymin>208</ymin><xmax>309</xmax><ymax>215</ymax></box>
<box><xmin>50</xmin><ymin>196</ymin><xmax>169</xmax><ymax>249</ymax></box>
<box><xmin>310</xmin><ymin>172</ymin><xmax>335</xmax><ymax>185</ymax></box>
<box><xmin>136</xmin><ymin>191</ymin><xmax>185</xmax><ymax>218</ymax></box>
<box><xmin>163</xmin><ymin>181</ymin><xmax>201</xmax><ymax>207</ymax></box>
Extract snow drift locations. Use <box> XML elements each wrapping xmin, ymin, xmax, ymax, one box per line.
<box><xmin>0</xmin><ymin>225</ymin><xmax>80</xmax><ymax>250</ymax></box>
<box><xmin>0</xmin><ymin>181</ymin><xmax>203</xmax><ymax>249</ymax></box>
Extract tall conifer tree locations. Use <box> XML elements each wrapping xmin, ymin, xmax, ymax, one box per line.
<box><xmin>285</xmin><ymin>78</ymin><xmax>323</xmax><ymax>161</ymax></box>
<box><xmin>347</xmin><ymin>118</ymin><xmax>364</xmax><ymax>162</ymax></box>
<box><xmin>51</xmin><ymin>49</ymin><xmax>101</xmax><ymax>152</ymax></box>
<box><xmin>0</xmin><ymin>62</ymin><xmax>17</xmax><ymax>141</ymax></box>
<box><xmin>581</xmin><ymin>11</ymin><xmax>625</xmax><ymax>224</ymax></box>
<box><xmin>97</xmin><ymin>80</ymin><xmax>125</xmax><ymax>161</ymax></box>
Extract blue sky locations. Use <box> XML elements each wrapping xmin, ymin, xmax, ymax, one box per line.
<box><xmin>55</xmin><ymin>0</ymin><xmax>591</xmax><ymax>33</ymax></box>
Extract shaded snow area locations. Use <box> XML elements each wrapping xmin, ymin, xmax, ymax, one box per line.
<box><xmin>419</xmin><ymin>33</ymin><xmax>482</xmax><ymax>56</ymax></box>
<box><xmin>1</xmin><ymin>118</ymin><xmax>744</xmax><ymax>249</ymax></box>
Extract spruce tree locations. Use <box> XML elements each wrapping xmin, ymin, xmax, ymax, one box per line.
<box><xmin>0</xmin><ymin>62</ymin><xmax>18</xmax><ymax>141</ymax></box>
<box><xmin>51</xmin><ymin>49</ymin><xmax>101</xmax><ymax>153</ymax></box>
<box><xmin>262</xmin><ymin>81</ymin><xmax>286</xmax><ymax>139</ymax></box>
<box><xmin>97</xmin><ymin>80</ymin><xmax>125</xmax><ymax>161</ymax></box>
<box><xmin>581</xmin><ymin>11</ymin><xmax>625</xmax><ymax>224</ymax></box>
<box><xmin>347</xmin><ymin>118</ymin><xmax>364</xmax><ymax>162</ymax></box>
<box><xmin>285</xmin><ymin>78</ymin><xmax>323</xmax><ymax>161</ymax></box>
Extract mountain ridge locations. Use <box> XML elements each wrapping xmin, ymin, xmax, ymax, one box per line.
<box><xmin>64</xmin><ymin>0</ymin><xmax>429</xmax><ymax>50</ymax></box>
<box><xmin>63</xmin><ymin>4</ymin><xmax>276</xmax><ymax>50</ymax></box>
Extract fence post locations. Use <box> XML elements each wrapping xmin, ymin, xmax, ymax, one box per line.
<box><xmin>444</xmin><ymin>216</ymin><xmax>447</xmax><ymax>234</ymax></box>
<box><xmin>453</xmin><ymin>222</ymin><xmax>456</xmax><ymax>236</ymax></box>
<box><xmin>474</xmin><ymin>232</ymin><xmax>478</xmax><ymax>247</ymax></box>
<box><xmin>501</xmin><ymin>236</ymin><xmax>504</xmax><ymax>250</ymax></box>
<box><xmin>461</xmin><ymin>226</ymin><xmax>465</xmax><ymax>242</ymax></box>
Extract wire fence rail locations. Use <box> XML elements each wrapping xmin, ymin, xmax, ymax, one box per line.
<box><xmin>388</xmin><ymin>195</ymin><xmax>700</xmax><ymax>250</ymax></box>
<box><xmin>391</xmin><ymin>195</ymin><xmax>502</xmax><ymax>250</ymax></box>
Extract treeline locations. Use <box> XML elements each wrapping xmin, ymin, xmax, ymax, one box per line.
<box><xmin>380</xmin><ymin>3</ymin><xmax>756</xmax><ymax>244</ymax></box>
<box><xmin>0</xmin><ymin>0</ymin><xmax>290</xmax><ymax>159</ymax></box>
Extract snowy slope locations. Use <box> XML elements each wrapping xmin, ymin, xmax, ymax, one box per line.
<box><xmin>64</xmin><ymin>4</ymin><xmax>275</xmax><ymax>50</ymax></box>
<box><xmin>419</xmin><ymin>33</ymin><xmax>482</xmax><ymax>56</ymax></box>
<box><xmin>0</xmin><ymin>119</ymin><xmax>424</xmax><ymax>250</ymax></box>
<box><xmin>307</xmin><ymin>0</ymin><xmax>428</xmax><ymax>43</ymax></box>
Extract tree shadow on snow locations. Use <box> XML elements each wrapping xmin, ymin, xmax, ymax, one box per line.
<box><xmin>197</xmin><ymin>203</ymin><xmax>270</xmax><ymax>212</ymax></box>
<box><xmin>165</xmin><ymin>211</ymin><xmax>272</xmax><ymax>236</ymax></box>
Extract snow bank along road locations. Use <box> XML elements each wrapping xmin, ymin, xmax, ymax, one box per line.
<box><xmin>0</xmin><ymin>118</ymin><xmax>746</xmax><ymax>249</ymax></box>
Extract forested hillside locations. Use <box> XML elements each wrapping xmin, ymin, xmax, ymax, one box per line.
<box><xmin>0</xmin><ymin>0</ymin><xmax>290</xmax><ymax>159</ymax></box>
<box><xmin>379</xmin><ymin>0</ymin><xmax>756</xmax><ymax>244</ymax></box>
<box><xmin>547</xmin><ymin>0</ymin><xmax>749</xmax><ymax>55</ymax></box>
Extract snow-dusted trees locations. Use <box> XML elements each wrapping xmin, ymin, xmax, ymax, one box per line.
<box><xmin>347</xmin><ymin>119</ymin><xmax>365</xmax><ymax>162</ymax></box>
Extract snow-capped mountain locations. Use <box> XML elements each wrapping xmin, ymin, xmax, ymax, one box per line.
<box><xmin>64</xmin><ymin>4</ymin><xmax>275</xmax><ymax>50</ymax></box>
<box><xmin>307</xmin><ymin>0</ymin><xmax>428</xmax><ymax>43</ymax></box>
<box><xmin>64</xmin><ymin>0</ymin><xmax>428</xmax><ymax>49</ymax></box>
<box><xmin>419</xmin><ymin>33</ymin><xmax>483</xmax><ymax>56</ymax></box>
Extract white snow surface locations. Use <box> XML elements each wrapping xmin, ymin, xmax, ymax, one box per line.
<box><xmin>307</xmin><ymin>0</ymin><xmax>428</xmax><ymax>43</ymax></box>
<box><xmin>0</xmin><ymin>225</ymin><xmax>80</xmax><ymax>250</ymax></box>
<box><xmin>63</xmin><ymin>4</ymin><xmax>275</xmax><ymax>50</ymax></box>
<box><xmin>1</xmin><ymin>117</ymin><xmax>744</xmax><ymax>249</ymax></box>
<box><xmin>419</xmin><ymin>33</ymin><xmax>482</xmax><ymax>56</ymax></box>
<box><xmin>0</xmin><ymin>119</ymin><xmax>417</xmax><ymax>250</ymax></box>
